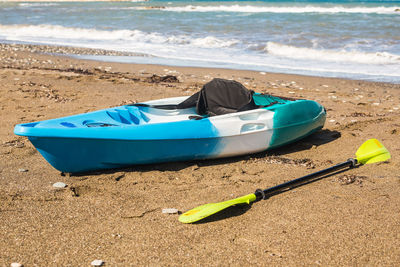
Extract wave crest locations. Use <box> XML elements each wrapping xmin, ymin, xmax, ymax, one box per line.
<box><xmin>141</xmin><ymin>5</ymin><xmax>400</xmax><ymax>14</ymax></box>
<box><xmin>265</xmin><ymin>42</ymin><xmax>400</xmax><ymax>64</ymax></box>
<box><xmin>0</xmin><ymin>24</ymin><xmax>238</xmax><ymax>49</ymax></box>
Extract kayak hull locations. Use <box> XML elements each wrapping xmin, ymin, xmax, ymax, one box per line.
<box><xmin>15</xmin><ymin>96</ymin><xmax>326</xmax><ymax>173</ymax></box>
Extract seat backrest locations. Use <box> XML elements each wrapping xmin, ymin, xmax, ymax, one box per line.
<box><xmin>178</xmin><ymin>78</ymin><xmax>257</xmax><ymax>116</ymax></box>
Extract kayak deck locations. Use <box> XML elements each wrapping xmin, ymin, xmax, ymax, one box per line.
<box><xmin>15</xmin><ymin>94</ymin><xmax>293</xmax><ymax>130</ymax></box>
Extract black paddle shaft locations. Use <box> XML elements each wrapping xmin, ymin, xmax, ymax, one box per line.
<box><xmin>254</xmin><ymin>158</ymin><xmax>358</xmax><ymax>201</ymax></box>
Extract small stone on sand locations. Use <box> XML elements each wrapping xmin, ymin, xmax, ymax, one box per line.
<box><xmin>91</xmin><ymin>259</ymin><xmax>104</xmax><ymax>266</ymax></box>
<box><xmin>162</xmin><ymin>208</ymin><xmax>179</xmax><ymax>214</ymax></box>
<box><xmin>53</xmin><ymin>182</ymin><xmax>67</xmax><ymax>188</ymax></box>
<box><xmin>18</xmin><ymin>168</ymin><xmax>28</xmax><ymax>172</ymax></box>
<box><xmin>11</xmin><ymin>263</ymin><xmax>23</xmax><ymax>267</ymax></box>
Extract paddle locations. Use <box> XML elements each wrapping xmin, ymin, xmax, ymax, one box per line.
<box><xmin>179</xmin><ymin>139</ymin><xmax>390</xmax><ymax>224</ymax></box>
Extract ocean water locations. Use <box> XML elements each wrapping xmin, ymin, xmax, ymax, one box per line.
<box><xmin>0</xmin><ymin>0</ymin><xmax>399</xmax><ymax>83</ymax></box>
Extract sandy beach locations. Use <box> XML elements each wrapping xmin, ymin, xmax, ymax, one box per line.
<box><xmin>1</xmin><ymin>43</ymin><xmax>399</xmax><ymax>266</ymax></box>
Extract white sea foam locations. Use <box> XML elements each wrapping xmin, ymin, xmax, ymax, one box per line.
<box><xmin>151</xmin><ymin>5</ymin><xmax>400</xmax><ymax>14</ymax></box>
<box><xmin>265</xmin><ymin>42</ymin><xmax>400</xmax><ymax>64</ymax></box>
<box><xmin>0</xmin><ymin>24</ymin><xmax>238</xmax><ymax>49</ymax></box>
<box><xmin>18</xmin><ymin>3</ymin><xmax>60</xmax><ymax>7</ymax></box>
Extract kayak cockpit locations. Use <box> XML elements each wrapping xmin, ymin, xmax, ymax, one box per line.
<box><xmin>15</xmin><ymin>92</ymin><xmax>295</xmax><ymax>131</ymax></box>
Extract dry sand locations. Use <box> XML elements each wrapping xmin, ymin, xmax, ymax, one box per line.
<box><xmin>0</xmin><ymin>43</ymin><xmax>399</xmax><ymax>266</ymax></box>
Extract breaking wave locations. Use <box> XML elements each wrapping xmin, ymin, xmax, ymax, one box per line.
<box><xmin>0</xmin><ymin>24</ymin><xmax>238</xmax><ymax>49</ymax></box>
<box><xmin>134</xmin><ymin>5</ymin><xmax>400</xmax><ymax>14</ymax></box>
<box><xmin>265</xmin><ymin>42</ymin><xmax>400</xmax><ymax>64</ymax></box>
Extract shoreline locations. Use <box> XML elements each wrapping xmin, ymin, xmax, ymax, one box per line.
<box><xmin>2</xmin><ymin>42</ymin><xmax>399</xmax><ymax>85</ymax></box>
<box><xmin>1</xmin><ymin>42</ymin><xmax>400</xmax><ymax>266</ymax></box>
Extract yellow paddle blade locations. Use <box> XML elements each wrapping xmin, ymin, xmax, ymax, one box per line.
<box><xmin>356</xmin><ymin>139</ymin><xmax>391</xmax><ymax>165</ymax></box>
<box><xmin>179</xmin><ymin>193</ymin><xmax>256</xmax><ymax>224</ymax></box>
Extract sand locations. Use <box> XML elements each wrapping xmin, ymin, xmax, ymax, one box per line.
<box><xmin>0</xmin><ymin>43</ymin><xmax>399</xmax><ymax>266</ymax></box>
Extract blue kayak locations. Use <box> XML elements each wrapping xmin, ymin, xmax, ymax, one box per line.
<box><xmin>14</xmin><ymin>93</ymin><xmax>326</xmax><ymax>173</ymax></box>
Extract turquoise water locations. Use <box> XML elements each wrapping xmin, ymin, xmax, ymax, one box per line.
<box><xmin>0</xmin><ymin>0</ymin><xmax>399</xmax><ymax>82</ymax></box>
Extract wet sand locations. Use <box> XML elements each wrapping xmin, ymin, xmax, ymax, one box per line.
<box><xmin>1</xmin><ymin>43</ymin><xmax>399</xmax><ymax>266</ymax></box>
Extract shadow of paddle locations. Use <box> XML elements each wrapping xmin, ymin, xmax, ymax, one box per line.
<box><xmin>192</xmin><ymin>204</ymin><xmax>253</xmax><ymax>224</ymax></box>
<box><xmin>190</xmin><ymin>166</ymin><xmax>357</xmax><ymax>224</ymax></box>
